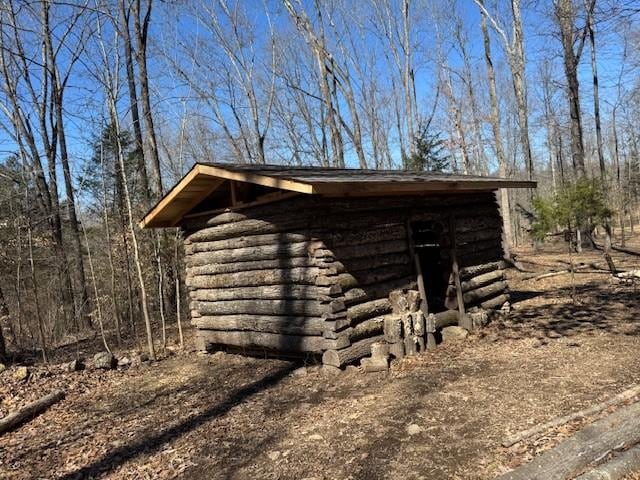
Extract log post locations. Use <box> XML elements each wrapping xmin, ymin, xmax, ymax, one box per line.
<box><xmin>406</xmin><ymin>221</ymin><xmax>429</xmax><ymax>313</ymax></box>
<box><xmin>448</xmin><ymin>216</ymin><xmax>469</xmax><ymax>330</ymax></box>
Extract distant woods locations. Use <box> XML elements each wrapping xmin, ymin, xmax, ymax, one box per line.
<box><xmin>0</xmin><ymin>0</ymin><xmax>639</xmax><ymax>359</ymax></box>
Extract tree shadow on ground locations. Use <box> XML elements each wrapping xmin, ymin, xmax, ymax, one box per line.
<box><xmin>499</xmin><ymin>282</ymin><xmax>640</xmax><ymax>341</ymax></box>
<box><xmin>57</xmin><ymin>361</ymin><xmax>297</xmax><ymax>480</ymax></box>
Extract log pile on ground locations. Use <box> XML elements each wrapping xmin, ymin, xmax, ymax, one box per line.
<box><xmin>445</xmin><ymin>260</ymin><xmax>510</xmax><ymax>311</ymax></box>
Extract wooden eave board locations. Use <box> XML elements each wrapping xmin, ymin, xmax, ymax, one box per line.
<box><xmin>140</xmin><ymin>162</ymin><xmax>536</xmax><ymax>228</ymax></box>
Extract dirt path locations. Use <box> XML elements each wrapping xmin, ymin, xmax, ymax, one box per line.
<box><xmin>1</xmin><ymin>247</ymin><xmax>639</xmax><ymax>479</ymax></box>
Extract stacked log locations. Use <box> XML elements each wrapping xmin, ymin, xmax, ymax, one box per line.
<box><xmin>444</xmin><ymin>260</ymin><xmax>509</xmax><ymax>311</ymax></box>
<box><xmin>185</xmin><ymin>192</ymin><xmax>507</xmax><ymax>358</ymax></box>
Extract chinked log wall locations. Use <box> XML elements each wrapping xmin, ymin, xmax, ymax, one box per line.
<box><xmin>183</xmin><ymin>192</ymin><xmax>509</xmax><ymax>363</ymax></box>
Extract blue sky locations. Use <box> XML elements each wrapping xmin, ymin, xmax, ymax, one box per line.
<box><xmin>1</xmin><ymin>0</ymin><xmax>638</xmax><ymax>199</ymax></box>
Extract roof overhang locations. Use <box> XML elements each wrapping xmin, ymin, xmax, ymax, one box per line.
<box><xmin>140</xmin><ymin>163</ymin><xmax>536</xmax><ymax>228</ymax></box>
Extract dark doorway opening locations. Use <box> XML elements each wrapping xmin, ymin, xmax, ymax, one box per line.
<box><xmin>410</xmin><ymin>221</ymin><xmax>451</xmax><ymax>313</ymax></box>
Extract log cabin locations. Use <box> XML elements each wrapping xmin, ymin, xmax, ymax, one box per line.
<box><xmin>140</xmin><ymin>163</ymin><xmax>535</xmax><ymax>368</ymax></box>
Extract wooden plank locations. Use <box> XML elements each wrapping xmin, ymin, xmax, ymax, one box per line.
<box><xmin>198</xmin><ymin>164</ymin><xmax>314</xmax><ymax>194</ymax></box>
<box><xmin>183</xmin><ymin>191</ymin><xmax>301</xmax><ymax>221</ymax></box>
<box><xmin>186</xmin><ymin>267</ymin><xmax>333</xmax><ymax>289</ymax></box>
<box><xmin>185</xmin><ymin>241</ymin><xmax>323</xmax><ymax>266</ymax></box>
<box><xmin>576</xmin><ymin>443</ymin><xmax>640</xmax><ymax>480</ymax></box>
<box><xmin>406</xmin><ymin>221</ymin><xmax>428</xmax><ymax>313</ymax></box>
<box><xmin>497</xmin><ymin>401</ymin><xmax>640</xmax><ymax>480</ymax></box>
<box><xmin>197</xmin><ymin>329</ymin><xmax>333</xmax><ymax>353</ymax></box>
<box><xmin>189</xmin><ymin>285</ymin><xmax>341</xmax><ymax>302</ymax></box>
<box><xmin>503</xmin><ymin>384</ymin><xmax>640</xmax><ymax>448</ymax></box>
<box><xmin>311</xmin><ymin>180</ymin><xmax>536</xmax><ymax>195</ymax></box>
<box><xmin>139</xmin><ymin>164</ymin><xmax>225</xmax><ymax>228</ymax></box>
<box><xmin>322</xmin><ymin>335</ymin><xmax>385</xmax><ymax>367</ymax></box>
<box><xmin>448</xmin><ymin>216</ymin><xmax>466</xmax><ymax>318</ymax></box>
<box><xmin>191</xmin><ymin>299</ymin><xmax>343</xmax><ymax>317</ymax></box>
<box><xmin>347</xmin><ymin>298</ymin><xmax>392</xmax><ymax>323</ymax></box>
<box><xmin>193</xmin><ymin>315</ymin><xmax>326</xmax><ymax>336</ymax></box>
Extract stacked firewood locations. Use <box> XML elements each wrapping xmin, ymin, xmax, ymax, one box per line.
<box><xmin>445</xmin><ymin>260</ymin><xmax>510</xmax><ymax>311</ymax></box>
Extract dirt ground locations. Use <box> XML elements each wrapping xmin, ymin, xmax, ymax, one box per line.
<box><xmin>1</xmin><ymin>238</ymin><xmax>640</xmax><ymax>479</ymax></box>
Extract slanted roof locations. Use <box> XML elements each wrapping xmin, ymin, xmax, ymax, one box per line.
<box><xmin>140</xmin><ymin>162</ymin><xmax>536</xmax><ymax>228</ymax></box>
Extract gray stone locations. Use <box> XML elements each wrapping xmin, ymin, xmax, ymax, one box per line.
<box><xmin>441</xmin><ymin>326</ymin><xmax>469</xmax><ymax>343</ymax></box>
<box><xmin>291</xmin><ymin>366</ymin><xmax>308</xmax><ymax>377</ymax></box>
<box><xmin>267</xmin><ymin>450</ymin><xmax>281</xmax><ymax>461</ymax></box>
<box><xmin>13</xmin><ymin>366</ymin><xmax>29</xmax><ymax>381</ymax></box>
<box><xmin>64</xmin><ymin>359</ymin><xmax>85</xmax><ymax>372</ymax></box>
<box><xmin>0</xmin><ymin>363</ymin><xmax>6</xmax><ymax>374</ymax></box>
<box><xmin>308</xmin><ymin>434</ymin><xmax>324</xmax><ymax>441</ymax></box>
<box><xmin>406</xmin><ymin>424</ymin><xmax>423</xmax><ymax>436</ymax></box>
<box><xmin>117</xmin><ymin>357</ymin><xmax>131</xmax><ymax>367</ymax></box>
<box><xmin>93</xmin><ymin>351</ymin><xmax>116</xmax><ymax>370</ymax></box>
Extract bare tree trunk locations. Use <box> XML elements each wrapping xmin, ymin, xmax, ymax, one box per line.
<box><xmin>0</xmin><ymin>286</ymin><xmax>9</xmax><ymax>359</ymax></box>
<box><xmin>27</xmin><ymin>223</ymin><xmax>48</xmax><ymax>363</ymax></box>
<box><xmin>99</xmin><ymin>142</ymin><xmax>122</xmax><ymax>346</ymax></box>
<box><xmin>81</xmin><ymin>221</ymin><xmax>110</xmax><ymax>354</ymax></box>
<box><xmin>119</xmin><ymin>0</ymin><xmax>150</xmax><ymax>202</ymax></box>
<box><xmin>113</xmin><ymin>109</ymin><xmax>156</xmax><ymax>360</ymax></box>
<box><xmin>174</xmin><ymin>230</ymin><xmax>184</xmax><ymax>350</ymax></box>
<box><xmin>444</xmin><ymin>72</ymin><xmax>470</xmax><ymax>174</ymax></box>
<box><xmin>510</xmin><ymin>0</ymin><xmax>534</xmax><ymax>181</ymax></box>
<box><xmin>586</xmin><ymin>3</ymin><xmax>605</xmax><ymax>180</ymax></box>
<box><xmin>479</xmin><ymin>1</ymin><xmax>513</xmax><ymax>253</ymax></box>
<box><xmin>133</xmin><ymin>0</ymin><xmax>162</xmax><ymax>197</ymax></box>
<box><xmin>14</xmin><ymin>221</ymin><xmax>23</xmax><ymax>345</ymax></box>
<box><xmin>613</xmin><ymin>108</ymin><xmax>626</xmax><ymax>246</ymax></box>
<box><xmin>474</xmin><ymin>0</ymin><xmax>534</xmax><ymax>181</ymax></box>
<box><xmin>456</xmin><ymin>20</ymin><xmax>487</xmax><ymax>174</ymax></box>
<box><xmin>96</xmin><ymin>6</ymin><xmax>156</xmax><ymax>358</ymax></box>
<box><xmin>555</xmin><ymin>0</ymin><xmax>589</xmax><ymax>176</ymax></box>
<box><xmin>43</xmin><ymin>0</ymin><xmax>91</xmax><ymax>329</ymax></box>
<box><xmin>53</xmin><ymin>88</ymin><xmax>91</xmax><ymax>330</ymax></box>
<box><xmin>401</xmin><ymin>0</ymin><xmax>416</xmax><ymax>157</ymax></box>
<box><xmin>42</xmin><ymin>0</ymin><xmax>88</xmax><ymax>331</ymax></box>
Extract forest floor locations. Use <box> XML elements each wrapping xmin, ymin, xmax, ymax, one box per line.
<box><xmin>1</xmin><ymin>235</ymin><xmax>640</xmax><ymax>479</ymax></box>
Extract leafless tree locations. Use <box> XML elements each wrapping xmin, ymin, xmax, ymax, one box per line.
<box><xmin>474</xmin><ymin>0</ymin><xmax>534</xmax><ymax>181</ymax></box>
<box><xmin>0</xmin><ymin>0</ymin><xmax>91</xmax><ymax>331</ymax></box>
<box><xmin>553</xmin><ymin>0</ymin><xmax>595</xmax><ymax>177</ymax></box>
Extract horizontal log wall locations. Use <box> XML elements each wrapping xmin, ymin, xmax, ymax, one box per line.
<box><xmin>184</xmin><ymin>192</ymin><xmax>507</xmax><ymax>359</ymax></box>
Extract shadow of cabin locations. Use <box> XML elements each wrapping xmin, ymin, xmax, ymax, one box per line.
<box><xmin>142</xmin><ymin>163</ymin><xmax>532</xmax><ymax>369</ymax></box>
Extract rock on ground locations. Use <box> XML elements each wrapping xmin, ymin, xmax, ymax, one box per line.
<box><xmin>13</xmin><ymin>366</ymin><xmax>29</xmax><ymax>381</ymax></box>
<box><xmin>117</xmin><ymin>357</ymin><xmax>131</xmax><ymax>367</ymax></box>
<box><xmin>442</xmin><ymin>326</ymin><xmax>469</xmax><ymax>343</ymax></box>
<box><xmin>64</xmin><ymin>359</ymin><xmax>84</xmax><ymax>372</ymax></box>
<box><xmin>93</xmin><ymin>352</ymin><xmax>116</xmax><ymax>370</ymax></box>
<box><xmin>406</xmin><ymin>424</ymin><xmax>423</xmax><ymax>436</ymax></box>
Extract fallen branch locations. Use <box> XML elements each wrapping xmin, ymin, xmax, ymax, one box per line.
<box><xmin>520</xmin><ymin>263</ymin><xmax>598</xmax><ymax>281</ymax></box>
<box><xmin>506</xmin><ymin>255</ymin><xmax>536</xmax><ymax>273</ymax></box>
<box><xmin>498</xmin><ymin>400</ymin><xmax>640</xmax><ymax>479</ymax></box>
<box><xmin>502</xmin><ymin>384</ymin><xmax>640</xmax><ymax>448</ymax></box>
<box><xmin>611</xmin><ymin>244</ymin><xmax>640</xmax><ymax>257</ymax></box>
<box><xmin>593</xmin><ymin>241</ymin><xmax>640</xmax><ymax>258</ymax></box>
<box><xmin>0</xmin><ymin>390</ymin><xmax>65</xmax><ymax>435</ymax></box>
<box><xmin>575</xmin><ymin>443</ymin><xmax>640</xmax><ymax>480</ymax></box>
